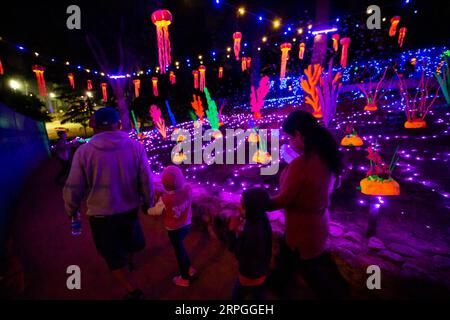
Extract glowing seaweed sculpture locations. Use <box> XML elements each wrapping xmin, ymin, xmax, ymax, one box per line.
<box><xmin>395</xmin><ymin>67</ymin><xmax>440</xmax><ymax>129</ymax></box>
<box><xmin>359</xmin><ymin>67</ymin><xmax>389</xmax><ymax>111</ymax></box>
<box><xmin>435</xmin><ymin>52</ymin><xmax>450</xmax><ymax>106</ymax></box>
<box><xmin>149</xmin><ymin>104</ymin><xmax>167</xmax><ymax>139</ymax></box>
<box><xmin>318</xmin><ymin>60</ymin><xmax>342</xmax><ymax>128</ymax></box>
<box><xmin>301</xmin><ymin>64</ymin><xmax>323</xmax><ymax>118</ymax></box>
<box><xmin>203</xmin><ymin>87</ymin><xmax>219</xmax><ymax>131</ymax></box>
<box><xmin>191</xmin><ymin>94</ymin><xmax>204</xmax><ymax>122</ymax></box>
<box><xmin>250</xmin><ymin>76</ymin><xmax>270</xmax><ymax>119</ymax></box>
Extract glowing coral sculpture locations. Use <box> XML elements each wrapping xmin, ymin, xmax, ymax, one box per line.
<box><xmin>191</xmin><ymin>94</ymin><xmax>204</xmax><ymax>122</ymax></box>
<box><xmin>250</xmin><ymin>76</ymin><xmax>270</xmax><ymax>120</ymax></box>
<box><xmin>359</xmin><ymin>67</ymin><xmax>389</xmax><ymax>111</ymax></box>
<box><xmin>435</xmin><ymin>52</ymin><xmax>450</xmax><ymax>106</ymax></box>
<box><xmin>301</xmin><ymin>64</ymin><xmax>323</xmax><ymax>118</ymax></box>
<box><xmin>395</xmin><ymin>67</ymin><xmax>440</xmax><ymax>129</ymax></box>
<box><xmin>318</xmin><ymin>60</ymin><xmax>342</xmax><ymax>128</ymax></box>
<box><xmin>149</xmin><ymin>104</ymin><xmax>167</xmax><ymax>139</ymax></box>
<box><xmin>203</xmin><ymin>87</ymin><xmax>219</xmax><ymax>131</ymax></box>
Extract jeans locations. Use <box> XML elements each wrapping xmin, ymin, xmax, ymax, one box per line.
<box><xmin>232</xmin><ymin>279</ymin><xmax>266</xmax><ymax>300</ymax></box>
<box><xmin>270</xmin><ymin>236</ymin><xmax>350</xmax><ymax>299</ymax></box>
<box><xmin>168</xmin><ymin>225</ymin><xmax>191</xmax><ymax>280</ymax></box>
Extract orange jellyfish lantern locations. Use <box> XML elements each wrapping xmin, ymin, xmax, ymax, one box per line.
<box><xmin>332</xmin><ymin>34</ymin><xmax>340</xmax><ymax>52</ymax></box>
<box><xmin>68</xmin><ymin>73</ymin><xmax>75</xmax><ymax>89</ymax></box>
<box><xmin>246</xmin><ymin>57</ymin><xmax>251</xmax><ymax>69</ymax></box>
<box><xmin>152</xmin><ymin>77</ymin><xmax>159</xmax><ymax>97</ymax></box>
<box><xmin>151</xmin><ymin>9</ymin><xmax>173</xmax><ymax>74</ymax></box>
<box><xmin>192</xmin><ymin>70</ymin><xmax>199</xmax><ymax>89</ymax></box>
<box><xmin>169</xmin><ymin>71</ymin><xmax>176</xmax><ymax>84</ymax></box>
<box><xmin>340</xmin><ymin>37</ymin><xmax>351</xmax><ymax>68</ymax></box>
<box><xmin>0</xmin><ymin>58</ymin><xmax>4</xmax><ymax>75</ymax></box>
<box><xmin>241</xmin><ymin>57</ymin><xmax>247</xmax><ymax>71</ymax></box>
<box><xmin>233</xmin><ymin>32</ymin><xmax>242</xmax><ymax>61</ymax></box>
<box><xmin>218</xmin><ymin>66</ymin><xmax>223</xmax><ymax>79</ymax></box>
<box><xmin>398</xmin><ymin>27</ymin><xmax>407</xmax><ymax>48</ymax></box>
<box><xmin>198</xmin><ymin>65</ymin><xmax>206</xmax><ymax>92</ymax></box>
<box><xmin>101</xmin><ymin>83</ymin><xmax>108</xmax><ymax>102</ymax></box>
<box><xmin>389</xmin><ymin>16</ymin><xmax>401</xmax><ymax>37</ymax></box>
<box><xmin>87</xmin><ymin>80</ymin><xmax>93</xmax><ymax>91</ymax></box>
<box><xmin>280</xmin><ymin>43</ymin><xmax>292</xmax><ymax>80</ymax></box>
<box><xmin>133</xmin><ymin>79</ymin><xmax>141</xmax><ymax>97</ymax></box>
<box><xmin>298</xmin><ymin>43</ymin><xmax>305</xmax><ymax>60</ymax></box>
<box><xmin>32</xmin><ymin>65</ymin><xmax>47</xmax><ymax>96</ymax></box>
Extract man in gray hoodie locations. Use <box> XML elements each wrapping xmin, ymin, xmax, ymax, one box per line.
<box><xmin>63</xmin><ymin>107</ymin><xmax>153</xmax><ymax>300</ymax></box>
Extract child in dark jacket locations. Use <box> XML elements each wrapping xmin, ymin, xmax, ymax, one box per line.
<box><xmin>227</xmin><ymin>187</ymin><xmax>273</xmax><ymax>300</ymax></box>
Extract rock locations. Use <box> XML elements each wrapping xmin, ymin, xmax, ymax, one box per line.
<box><xmin>368</xmin><ymin>237</ymin><xmax>385</xmax><ymax>251</ymax></box>
<box><xmin>378</xmin><ymin>250</ymin><xmax>405</xmax><ymax>263</ymax></box>
<box><xmin>338</xmin><ymin>240</ymin><xmax>362</xmax><ymax>254</ymax></box>
<box><xmin>330</xmin><ymin>224</ymin><xmax>344</xmax><ymax>237</ymax></box>
<box><xmin>388</xmin><ymin>243</ymin><xmax>422</xmax><ymax>258</ymax></box>
<box><xmin>432</xmin><ymin>255</ymin><xmax>450</xmax><ymax>270</ymax></box>
<box><xmin>343</xmin><ymin>231</ymin><xmax>363</xmax><ymax>243</ymax></box>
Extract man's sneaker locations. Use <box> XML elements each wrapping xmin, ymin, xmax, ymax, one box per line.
<box><xmin>123</xmin><ymin>288</ymin><xmax>145</xmax><ymax>300</ymax></box>
<box><xmin>189</xmin><ymin>267</ymin><xmax>197</xmax><ymax>278</ymax></box>
<box><xmin>173</xmin><ymin>275</ymin><xmax>190</xmax><ymax>287</ymax></box>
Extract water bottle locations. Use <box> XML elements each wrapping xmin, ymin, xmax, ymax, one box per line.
<box><xmin>71</xmin><ymin>213</ymin><xmax>81</xmax><ymax>236</ymax></box>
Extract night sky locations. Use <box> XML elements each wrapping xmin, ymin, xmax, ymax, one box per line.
<box><xmin>1</xmin><ymin>0</ymin><xmax>449</xmax><ymax>74</ymax></box>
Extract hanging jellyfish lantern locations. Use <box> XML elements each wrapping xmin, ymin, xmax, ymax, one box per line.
<box><xmin>32</xmin><ymin>65</ymin><xmax>47</xmax><ymax>96</ymax></box>
<box><xmin>133</xmin><ymin>79</ymin><xmax>141</xmax><ymax>97</ymax></box>
<box><xmin>280</xmin><ymin>43</ymin><xmax>292</xmax><ymax>80</ymax></box>
<box><xmin>398</xmin><ymin>27</ymin><xmax>407</xmax><ymax>48</ymax></box>
<box><xmin>87</xmin><ymin>80</ymin><xmax>93</xmax><ymax>91</ymax></box>
<box><xmin>169</xmin><ymin>71</ymin><xmax>176</xmax><ymax>84</ymax></box>
<box><xmin>101</xmin><ymin>83</ymin><xmax>108</xmax><ymax>102</ymax></box>
<box><xmin>340</xmin><ymin>37</ymin><xmax>351</xmax><ymax>68</ymax></box>
<box><xmin>246</xmin><ymin>57</ymin><xmax>252</xmax><ymax>69</ymax></box>
<box><xmin>332</xmin><ymin>34</ymin><xmax>340</xmax><ymax>52</ymax></box>
<box><xmin>218</xmin><ymin>67</ymin><xmax>223</xmax><ymax>79</ymax></box>
<box><xmin>68</xmin><ymin>73</ymin><xmax>75</xmax><ymax>89</ymax></box>
<box><xmin>298</xmin><ymin>43</ymin><xmax>305</xmax><ymax>60</ymax></box>
<box><xmin>389</xmin><ymin>16</ymin><xmax>401</xmax><ymax>37</ymax></box>
<box><xmin>241</xmin><ymin>57</ymin><xmax>247</xmax><ymax>71</ymax></box>
<box><xmin>192</xmin><ymin>70</ymin><xmax>199</xmax><ymax>89</ymax></box>
<box><xmin>0</xmin><ymin>58</ymin><xmax>4</xmax><ymax>75</ymax></box>
<box><xmin>233</xmin><ymin>32</ymin><xmax>242</xmax><ymax>61</ymax></box>
<box><xmin>198</xmin><ymin>65</ymin><xmax>206</xmax><ymax>92</ymax></box>
<box><xmin>152</xmin><ymin>77</ymin><xmax>159</xmax><ymax>97</ymax></box>
<box><xmin>151</xmin><ymin>9</ymin><xmax>173</xmax><ymax>74</ymax></box>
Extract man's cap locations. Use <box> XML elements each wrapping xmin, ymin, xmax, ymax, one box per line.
<box><xmin>94</xmin><ymin>107</ymin><xmax>119</xmax><ymax>126</ymax></box>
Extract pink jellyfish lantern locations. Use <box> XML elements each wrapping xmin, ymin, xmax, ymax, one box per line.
<box><xmin>199</xmin><ymin>65</ymin><xmax>206</xmax><ymax>92</ymax></box>
<box><xmin>101</xmin><ymin>83</ymin><xmax>108</xmax><ymax>102</ymax></box>
<box><xmin>87</xmin><ymin>80</ymin><xmax>93</xmax><ymax>91</ymax></box>
<box><xmin>68</xmin><ymin>73</ymin><xmax>75</xmax><ymax>89</ymax></box>
<box><xmin>169</xmin><ymin>71</ymin><xmax>176</xmax><ymax>84</ymax></box>
<box><xmin>218</xmin><ymin>66</ymin><xmax>223</xmax><ymax>79</ymax></box>
<box><xmin>192</xmin><ymin>70</ymin><xmax>199</xmax><ymax>89</ymax></box>
<box><xmin>340</xmin><ymin>37</ymin><xmax>351</xmax><ymax>68</ymax></box>
<box><xmin>32</xmin><ymin>65</ymin><xmax>47</xmax><ymax>96</ymax></box>
<box><xmin>151</xmin><ymin>10</ymin><xmax>173</xmax><ymax>74</ymax></box>
<box><xmin>152</xmin><ymin>77</ymin><xmax>159</xmax><ymax>97</ymax></box>
<box><xmin>233</xmin><ymin>32</ymin><xmax>242</xmax><ymax>61</ymax></box>
<box><xmin>280</xmin><ymin>43</ymin><xmax>292</xmax><ymax>79</ymax></box>
<box><xmin>398</xmin><ymin>27</ymin><xmax>407</xmax><ymax>47</ymax></box>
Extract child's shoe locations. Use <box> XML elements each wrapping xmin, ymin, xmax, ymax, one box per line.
<box><xmin>173</xmin><ymin>275</ymin><xmax>190</xmax><ymax>287</ymax></box>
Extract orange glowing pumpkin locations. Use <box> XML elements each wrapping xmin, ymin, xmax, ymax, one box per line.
<box><xmin>341</xmin><ymin>134</ymin><xmax>364</xmax><ymax>147</ymax></box>
<box><xmin>364</xmin><ymin>104</ymin><xmax>378</xmax><ymax>111</ymax></box>
<box><xmin>404</xmin><ymin>120</ymin><xmax>427</xmax><ymax>129</ymax></box>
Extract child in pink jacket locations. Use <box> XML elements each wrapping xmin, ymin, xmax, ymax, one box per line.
<box><xmin>160</xmin><ymin>166</ymin><xmax>196</xmax><ymax>287</ymax></box>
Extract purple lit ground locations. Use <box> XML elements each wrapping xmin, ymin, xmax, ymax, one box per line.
<box><xmin>136</xmin><ymin>99</ymin><xmax>450</xmax><ymax>248</ymax></box>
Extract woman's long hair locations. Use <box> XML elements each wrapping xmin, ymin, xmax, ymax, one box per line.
<box><xmin>282</xmin><ymin>110</ymin><xmax>342</xmax><ymax>175</ymax></box>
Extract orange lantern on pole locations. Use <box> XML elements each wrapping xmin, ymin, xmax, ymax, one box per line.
<box><xmin>233</xmin><ymin>32</ymin><xmax>242</xmax><ymax>61</ymax></box>
<box><xmin>198</xmin><ymin>65</ymin><xmax>206</xmax><ymax>92</ymax></box>
<box><xmin>192</xmin><ymin>70</ymin><xmax>199</xmax><ymax>89</ymax></box>
<box><xmin>280</xmin><ymin>43</ymin><xmax>292</xmax><ymax>80</ymax></box>
<box><xmin>151</xmin><ymin>9</ymin><xmax>173</xmax><ymax>74</ymax></box>
<box><xmin>398</xmin><ymin>27</ymin><xmax>407</xmax><ymax>48</ymax></box>
<box><xmin>169</xmin><ymin>71</ymin><xmax>176</xmax><ymax>84</ymax></box>
<box><xmin>32</xmin><ymin>65</ymin><xmax>47</xmax><ymax>96</ymax></box>
<box><xmin>101</xmin><ymin>83</ymin><xmax>108</xmax><ymax>102</ymax></box>
<box><xmin>340</xmin><ymin>37</ymin><xmax>351</xmax><ymax>68</ymax></box>
<box><xmin>332</xmin><ymin>34</ymin><xmax>340</xmax><ymax>52</ymax></box>
<box><xmin>133</xmin><ymin>79</ymin><xmax>141</xmax><ymax>97</ymax></box>
<box><xmin>152</xmin><ymin>77</ymin><xmax>159</xmax><ymax>97</ymax></box>
<box><xmin>389</xmin><ymin>16</ymin><xmax>401</xmax><ymax>37</ymax></box>
<box><xmin>218</xmin><ymin>66</ymin><xmax>223</xmax><ymax>79</ymax></box>
<box><xmin>68</xmin><ymin>73</ymin><xmax>75</xmax><ymax>89</ymax></box>
<box><xmin>298</xmin><ymin>43</ymin><xmax>305</xmax><ymax>60</ymax></box>
<box><xmin>87</xmin><ymin>80</ymin><xmax>93</xmax><ymax>91</ymax></box>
